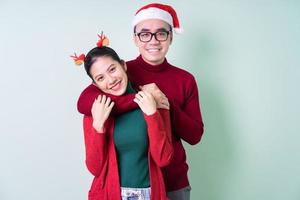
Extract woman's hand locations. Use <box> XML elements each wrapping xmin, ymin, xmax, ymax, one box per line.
<box><xmin>91</xmin><ymin>95</ymin><xmax>114</xmax><ymax>133</ymax></box>
<box><xmin>140</xmin><ymin>83</ymin><xmax>170</xmax><ymax>110</ymax></box>
<box><xmin>134</xmin><ymin>91</ymin><xmax>157</xmax><ymax>115</ymax></box>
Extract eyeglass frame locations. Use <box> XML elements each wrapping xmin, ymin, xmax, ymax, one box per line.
<box><xmin>134</xmin><ymin>29</ymin><xmax>172</xmax><ymax>42</ymax></box>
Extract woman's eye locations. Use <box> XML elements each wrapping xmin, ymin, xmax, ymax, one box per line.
<box><xmin>97</xmin><ymin>76</ymin><xmax>104</xmax><ymax>82</ymax></box>
<box><xmin>110</xmin><ymin>67</ymin><xmax>116</xmax><ymax>72</ymax></box>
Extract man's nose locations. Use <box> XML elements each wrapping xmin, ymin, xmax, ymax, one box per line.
<box><xmin>148</xmin><ymin>34</ymin><xmax>160</xmax><ymax>44</ymax></box>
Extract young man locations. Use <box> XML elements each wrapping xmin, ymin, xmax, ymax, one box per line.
<box><xmin>77</xmin><ymin>3</ymin><xmax>204</xmax><ymax>200</ymax></box>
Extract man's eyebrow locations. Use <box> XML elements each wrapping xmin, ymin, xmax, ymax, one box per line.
<box><xmin>139</xmin><ymin>27</ymin><xmax>169</xmax><ymax>32</ymax></box>
<box><xmin>156</xmin><ymin>28</ymin><xmax>169</xmax><ymax>32</ymax></box>
<box><xmin>140</xmin><ymin>28</ymin><xmax>150</xmax><ymax>32</ymax></box>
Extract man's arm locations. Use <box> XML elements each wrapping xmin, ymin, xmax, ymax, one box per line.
<box><xmin>141</xmin><ymin>80</ymin><xmax>204</xmax><ymax>145</ymax></box>
<box><xmin>77</xmin><ymin>84</ymin><xmax>138</xmax><ymax>116</ymax></box>
<box><xmin>170</xmin><ymin>77</ymin><xmax>204</xmax><ymax>145</ymax></box>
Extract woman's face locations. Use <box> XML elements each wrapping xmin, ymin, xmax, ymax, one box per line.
<box><xmin>90</xmin><ymin>56</ymin><xmax>128</xmax><ymax>96</ymax></box>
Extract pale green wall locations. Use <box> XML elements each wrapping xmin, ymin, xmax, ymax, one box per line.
<box><xmin>176</xmin><ymin>1</ymin><xmax>300</xmax><ymax>200</ymax></box>
<box><xmin>0</xmin><ymin>1</ymin><xmax>299</xmax><ymax>200</ymax></box>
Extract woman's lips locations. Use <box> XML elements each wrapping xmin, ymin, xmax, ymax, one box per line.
<box><xmin>110</xmin><ymin>81</ymin><xmax>121</xmax><ymax>90</ymax></box>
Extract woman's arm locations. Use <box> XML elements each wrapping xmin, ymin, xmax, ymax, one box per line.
<box><xmin>134</xmin><ymin>91</ymin><xmax>173</xmax><ymax>167</ymax></box>
<box><xmin>144</xmin><ymin>109</ymin><xmax>173</xmax><ymax>167</ymax></box>
<box><xmin>83</xmin><ymin>116</ymin><xmax>109</xmax><ymax>177</ymax></box>
<box><xmin>82</xmin><ymin>95</ymin><xmax>113</xmax><ymax>177</ymax></box>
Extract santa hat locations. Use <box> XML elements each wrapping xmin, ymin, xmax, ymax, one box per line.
<box><xmin>132</xmin><ymin>3</ymin><xmax>183</xmax><ymax>34</ymax></box>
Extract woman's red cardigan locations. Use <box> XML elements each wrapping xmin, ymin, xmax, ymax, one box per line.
<box><xmin>83</xmin><ymin>109</ymin><xmax>173</xmax><ymax>200</ymax></box>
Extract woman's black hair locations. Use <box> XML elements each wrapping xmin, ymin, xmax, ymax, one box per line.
<box><xmin>84</xmin><ymin>46</ymin><xmax>122</xmax><ymax>80</ymax></box>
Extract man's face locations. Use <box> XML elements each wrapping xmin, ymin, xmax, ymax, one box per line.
<box><xmin>134</xmin><ymin>19</ymin><xmax>172</xmax><ymax>65</ymax></box>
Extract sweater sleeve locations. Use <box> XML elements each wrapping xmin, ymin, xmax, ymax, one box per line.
<box><xmin>144</xmin><ymin>109</ymin><xmax>173</xmax><ymax>167</ymax></box>
<box><xmin>83</xmin><ymin>115</ymin><xmax>108</xmax><ymax>177</ymax></box>
<box><xmin>77</xmin><ymin>84</ymin><xmax>138</xmax><ymax>116</ymax></box>
<box><xmin>170</xmin><ymin>77</ymin><xmax>204</xmax><ymax>145</ymax></box>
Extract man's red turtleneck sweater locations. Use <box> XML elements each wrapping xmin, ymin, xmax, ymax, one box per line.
<box><xmin>77</xmin><ymin>55</ymin><xmax>204</xmax><ymax>192</ymax></box>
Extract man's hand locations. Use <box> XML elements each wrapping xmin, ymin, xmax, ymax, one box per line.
<box><xmin>140</xmin><ymin>83</ymin><xmax>170</xmax><ymax>110</ymax></box>
<box><xmin>91</xmin><ymin>95</ymin><xmax>114</xmax><ymax>133</ymax></box>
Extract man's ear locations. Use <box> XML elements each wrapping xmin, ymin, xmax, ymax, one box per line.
<box><xmin>133</xmin><ymin>34</ymin><xmax>139</xmax><ymax>47</ymax></box>
<box><xmin>170</xmin><ymin>32</ymin><xmax>173</xmax><ymax>45</ymax></box>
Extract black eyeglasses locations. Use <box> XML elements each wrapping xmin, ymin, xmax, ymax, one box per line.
<box><xmin>135</xmin><ymin>30</ymin><xmax>171</xmax><ymax>42</ymax></box>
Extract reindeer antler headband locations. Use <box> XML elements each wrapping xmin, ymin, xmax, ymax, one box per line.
<box><xmin>70</xmin><ymin>31</ymin><xmax>109</xmax><ymax>65</ymax></box>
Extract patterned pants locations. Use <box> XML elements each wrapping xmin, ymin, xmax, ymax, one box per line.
<box><xmin>121</xmin><ymin>187</ymin><xmax>151</xmax><ymax>200</ymax></box>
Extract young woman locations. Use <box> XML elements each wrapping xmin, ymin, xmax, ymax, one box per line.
<box><xmin>81</xmin><ymin>45</ymin><xmax>173</xmax><ymax>200</ymax></box>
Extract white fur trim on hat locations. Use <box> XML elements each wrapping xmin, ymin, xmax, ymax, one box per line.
<box><xmin>132</xmin><ymin>7</ymin><xmax>173</xmax><ymax>28</ymax></box>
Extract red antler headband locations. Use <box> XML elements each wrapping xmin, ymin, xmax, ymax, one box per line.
<box><xmin>97</xmin><ymin>31</ymin><xmax>109</xmax><ymax>47</ymax></box>
<box><xmin>70</xmin><ymin>31</ymin><xmax>110</xmax><ymax>66</ymax></box>
<box><xmin>70</xmin><ymin>53</ymin><xmax>85</xmax><ymax>65</ymax></box>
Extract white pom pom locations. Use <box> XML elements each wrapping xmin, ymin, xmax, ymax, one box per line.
<box><xmin>174</xmin><ymin>28</ymin><xmax>183</xmax><ymax>34</ymax></box>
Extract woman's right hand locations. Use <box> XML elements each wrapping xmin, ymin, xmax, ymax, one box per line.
<box><xmin>91</xmin><ymin>94</ymin><xmax>114</xmax><ymax>133</ymax></box>
<box><xmin>139</xmin><ymin>83</ymin><xmax>170</xmax><ymax>110</ymax></box>
<box><xmin>134</xmin><ymin>91</ymin><xmax>157</xmax><ymax>116</ymax></box>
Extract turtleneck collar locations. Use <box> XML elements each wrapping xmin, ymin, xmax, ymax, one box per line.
<box><xmin>136</xmin><ymin>55</ymin><xmax>169</xmax><ymax>72</ymax></box>
<box><xmin>125</xmin><ymin>81</ymin><xmax>136</xmax><ymax>94</ymax></box>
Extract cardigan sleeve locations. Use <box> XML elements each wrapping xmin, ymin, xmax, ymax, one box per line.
<box><xmin>144</xmin><ymin>109</ymin><xmax>173</xmax><ymax>167</ymax></box>
<box><xmin>170</xmin><ymin>77</ymin><xmax>204</xmax><ymax>145</ymax></box>
<box><xmin>77</xmin><ymin>84</ymin><xmax>138</xmax><ymax>116</ymax></box>
<box><xmin>83</xmin><ymin>115</ymin><xmax>109</xmax><ymax>177</ymax></box>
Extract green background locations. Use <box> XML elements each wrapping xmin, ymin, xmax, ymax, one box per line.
<box><xmin>0</xmin><ymin>1</ymin><xmax>299</xmax><ymax>199</ymax></box>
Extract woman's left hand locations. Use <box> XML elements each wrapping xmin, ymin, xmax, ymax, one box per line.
<box><xmin>91</xmin><ymin>94</ymin><xmax>114</xmax><ymax>133</ymax></box>
<box><xmin>133</xmin><ymin>91</ymin><xmax>157</xmax><ymax>115</ymax></box>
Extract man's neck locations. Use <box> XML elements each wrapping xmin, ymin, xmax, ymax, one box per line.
<box><xmin>136</xmin><ymin>55</ymin><xmax>169</xmax><ymax>72</ymax></box>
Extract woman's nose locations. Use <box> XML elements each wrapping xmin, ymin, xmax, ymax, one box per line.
<box><xmin>107</xmin><ymin>75</ymin><xmax>117</xmax><ymax>84</ymax></box>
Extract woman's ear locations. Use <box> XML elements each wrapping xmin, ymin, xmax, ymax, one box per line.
<box><xmin>120</xmin><ymin>60</ymin><xmax>127</xmax><ymax>71</ymax></box>
<box><xmin>91</xmin><ymin>77</ymin><xmax>97</xmax><ymax>85</ymax></box>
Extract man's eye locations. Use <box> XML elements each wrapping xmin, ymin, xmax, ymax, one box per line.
<box><xmin>140</xmin><ymin>32</ymin><xmax>150</xmax><ymax>37</ymax></box>
<box><xmin>157</xmin><ymin>32</ymin><xmax>167</xmax><ymax>36</ymax></box>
